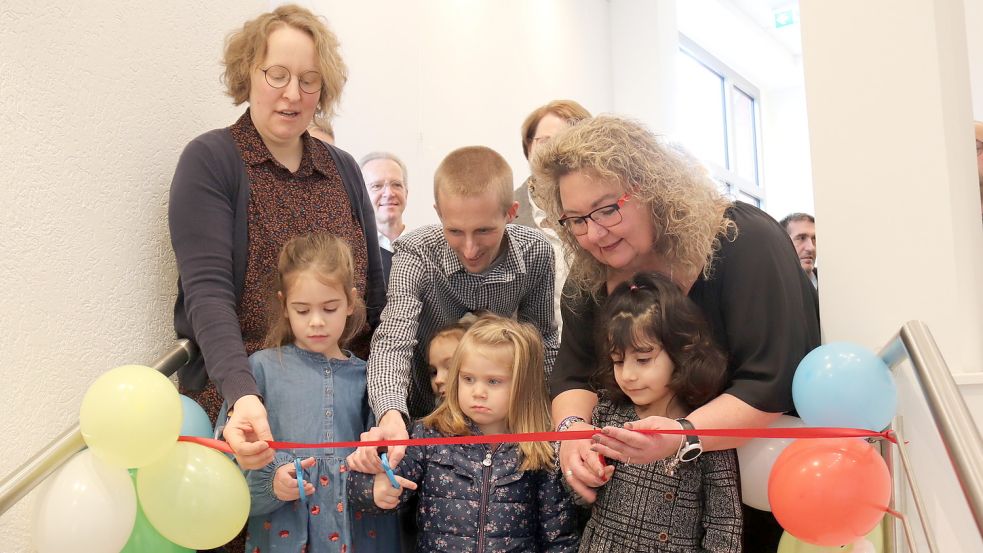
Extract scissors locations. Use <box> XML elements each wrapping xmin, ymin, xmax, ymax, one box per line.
<box><xmin>295</xmin><ymin>458</ymin><xmax>307</xmax><ymax>504</ymax></box>
<box><xmin>380</xmin><ymin>452</ymin><xmax>400</xmax><ymax>489</ymax></box>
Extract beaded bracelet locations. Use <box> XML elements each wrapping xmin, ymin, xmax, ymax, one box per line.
<box><xmin>556</xmin><ymin>415</ymin><xmax>587</xmax><ymax>433</ymax></box>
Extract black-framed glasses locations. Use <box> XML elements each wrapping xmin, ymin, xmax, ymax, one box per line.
<box><xmin>558</xmin><ymin>194</ymin><xmax>630</xmax><ymax>236</ymax></box>
<box><xmin>260</xmin><ymin>65</ymin><xmax>322</xmax><ymax>94</ymax></box>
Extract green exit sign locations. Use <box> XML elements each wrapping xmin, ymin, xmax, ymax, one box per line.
<box><xmin>774</xmin><ymin>9</ymin><xmax>796</xmax><ymax>28</ymax></box>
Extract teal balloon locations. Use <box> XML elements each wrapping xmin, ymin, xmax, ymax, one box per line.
<box><xmin>122</xmin><ymin>470</ymin><xmax>192</xmax><ymax>553</ymax></box>
<box><xmin>179</xmin><ymin>395</ymin><xmax>214</xmax><ymax>438</ymax></box>
<box><xmin>792</xmin><ymin>342</ymin><xmax>897</xmax><ymax>431</ymax></box>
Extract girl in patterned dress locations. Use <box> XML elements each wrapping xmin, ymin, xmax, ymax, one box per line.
<box><xmin>221</xmin><ymin>233</ymin><xmax>398</xmax><ymax>553</ymax></box>
<box><xmin>348</xmin><ymin>313</ymin><xmax>580</xmax><ymax>552</ymax></box>
<box><xmin>579</xmin><ymin>272</ymin><xmax>743</xmax><ymax>552</ymax></box>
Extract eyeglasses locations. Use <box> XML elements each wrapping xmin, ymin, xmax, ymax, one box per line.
<box><xmin>558</xmin><ymin>194</ymin><xmax>630</xmax><ymax>236</ymax></box>
<box><xmin>260</xmin><ymin>65</ymin><xmax>323</xmax><ymax>94</ymax></box>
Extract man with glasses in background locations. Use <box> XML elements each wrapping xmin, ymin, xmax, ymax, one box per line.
<box><xmin>360</xmin><ymin>152</ymin><xmax>409</xmax><ymax>282</ymax></box>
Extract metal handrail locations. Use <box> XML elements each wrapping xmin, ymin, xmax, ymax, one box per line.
<box><xmin>878</xmin><ymin>320</ymin><xmax>983</xmax><ymax>547</ymax></box>
<box><xmin>0</xmin><ymin>339</ymin><xmax>198</xmax><ymax>516</ymax></box>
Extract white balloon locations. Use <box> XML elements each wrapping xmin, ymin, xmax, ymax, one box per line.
<box><xmin>736</xmin><ymin>415</ymin><xmax>805</xmax><ymax>511</ymax></box>
<box><xmin>849</xmin><ymin>538</ymin><xmax>877</xmax><ymax>553</ymax></box>
<box><xmin>33</xmin><ymin>449</ymin><xmax>137</xmax><ymax>553</ymax></box>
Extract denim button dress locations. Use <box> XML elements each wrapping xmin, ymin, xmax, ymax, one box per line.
<box><xmin>237</xmin><ymin>345</ymin><xmax>399</xmax><ymax>553</ymax></box>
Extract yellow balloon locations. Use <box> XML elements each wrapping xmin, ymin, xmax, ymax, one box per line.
<box><xmin>778</xmin><ymin>523</ymin><xmax>884</xmax><ymax>552</ymax></box>
<box><xmin>136</xmin><ymin>442</ymin><xmax>250</xmax><ymax>550</ymax></box>
<box><xmin>80</xmin><ymin>364</ymin><xmax>182</xmax><ymax>468</ymax></box>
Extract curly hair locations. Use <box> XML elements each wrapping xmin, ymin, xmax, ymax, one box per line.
<box><xmin>222</xmin><ymin>4</ymin><xmax>348</xmax><ymax>121</ymax></box>
<box><xmin>593</xmin><ymin>272</ymin><xmax>727</xmax><ymax>412</ymax></box>
<box><xmin>531</xmin><ymin>115</ymin><xmax>736</xmax><ymax>297</ymax></box>
<box><xmin>423</xmin><ymin>313</ymin><xmax>553</xmax><ymax>471</ymax></box>
<box><xmin>264</xmin><ymin>233</ymin><xmax>366</xmax><ymax>350</ymax></box>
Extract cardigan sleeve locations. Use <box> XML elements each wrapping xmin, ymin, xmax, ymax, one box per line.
<box><xmin>169</xmin><ymin>130</ymin><xmax>258</xmax><ymax>404</ymax></box>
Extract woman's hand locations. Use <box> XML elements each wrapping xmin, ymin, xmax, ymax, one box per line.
<box><xmin>559</xmin><ymin>421</ymin><xmax>615</xmax><ymax>503</ymax></box>
<box><xmin>272</xmin><ymin>457</ymin><xmax>316</xmax><ymax>501</ymax></box>
<box><xmin>347</xmin><ymin>411</ymin><xmax>408</xmax><ymax>473</ymax></box>
<box><xmin>590</xmin><ymin>416</ymin><xmax>684</xmax><ymax>465</ymax></box>
<box><xmin>373</xmin><ymin>473</ymin><xmax>417</xmax><ymax>510</ymax></box>
<box><xmin>223</xmin><ymin>395</ymin><xmax>275</xmax><ymax>469</ymax></box>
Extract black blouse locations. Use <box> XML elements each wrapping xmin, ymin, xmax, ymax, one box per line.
<box><xmin>549</xmin><ymin>202</ymin><xmax>820</xmax><ymax>413</ymax></box>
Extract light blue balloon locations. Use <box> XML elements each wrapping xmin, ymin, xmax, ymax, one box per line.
<box><xmin>792</xmin><ymin>342</ymin><xmax>897</xmax><ymax>431</ymax></box>
<box><xmin>178</xmin><ymin>395</ymin><xmax>214</xmax><ymax>438</ymax></box>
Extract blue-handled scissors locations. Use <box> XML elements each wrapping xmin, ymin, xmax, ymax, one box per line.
<box><xmin>295</xmin><ymin>458</ymin><xmax>307</xmax><ymax>504</ymax></box>
<box><xmin>380</xmin><ymin>452</ymin><xmax>400</xmax><ymax>489</ymax></box>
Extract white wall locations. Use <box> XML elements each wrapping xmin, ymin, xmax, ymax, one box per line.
<box><xmin>0</xmin><ymin>2</ymin><xmax>267</xmax><ymax>550</ymax></box>
<box><xmin>966</xmin><ymin>0</ymin><xmax>983</xmax><ymax>118</ymax></box>
<box><xmin>801</xmin><ymin>0</ymin><xmax>983</xmax><ymax>548</ymax></box>
<box><xmin>303</xmin><ymin>0</ymin><xmax>614</xmax><ymax>231</ymax></box>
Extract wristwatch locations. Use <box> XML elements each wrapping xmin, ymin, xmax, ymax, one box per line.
<box><xmin>675</xmin><ymin>418</ymin><xmax>703</xmax><ymax>462</ymax></box>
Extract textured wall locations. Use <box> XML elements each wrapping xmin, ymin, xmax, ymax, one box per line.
<box><xmin>0</xmin><ymin>2</ymin><xmax>264</xmax><ymax>550</ymax></box>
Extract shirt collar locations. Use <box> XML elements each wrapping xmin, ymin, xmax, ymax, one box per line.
<box><xmin>378</xmin><ymin>232</ymin><xmax>393</xmax><ymax>252</ymax></box>
<box><xmin>438</xmin><ymin>226</ymin><xmax>527</xmax><ymax>277</ymax></box>
<box><xmin>232</xmin><ymin>109</ymin><xmax>330</xmax><ymax>177</ymax></box>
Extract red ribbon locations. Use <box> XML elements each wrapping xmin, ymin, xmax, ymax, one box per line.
<box><xmin>180</xmin><ymin>426</ymin><xmax>894</xmax><ymax>455</ymax></box>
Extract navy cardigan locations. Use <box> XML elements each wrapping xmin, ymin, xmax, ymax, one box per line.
<box><xmin>169</xmin><ymin>126</ymin><xmax>385</xmax><ymax>404</ymax></box>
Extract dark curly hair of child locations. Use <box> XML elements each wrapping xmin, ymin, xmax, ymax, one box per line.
<box><xmin>593</xmin><ymin>272</ymin><xmax>728</xmax><ymax>412</ymax></box>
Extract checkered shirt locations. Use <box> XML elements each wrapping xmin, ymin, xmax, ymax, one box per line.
<box><xmin>367</xmin><ymin>223</ymin><xmax>557</xmax><ymax>419</ymax></box>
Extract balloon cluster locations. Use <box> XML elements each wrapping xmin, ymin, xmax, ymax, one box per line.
<box><xmin>33</xmin><ymin>365</ymin><xmax>250</xmax><ymax>552</ymax></box>
<box><xmin>737</xmin><ymin>342</ymin><xmax>897</xmax><ymax>549</ymax></box>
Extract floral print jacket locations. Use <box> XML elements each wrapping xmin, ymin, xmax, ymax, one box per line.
<box><xmin>349</xmin><ymin>421</ymin><xmax>580</xmax><ymax>552</ymax></box>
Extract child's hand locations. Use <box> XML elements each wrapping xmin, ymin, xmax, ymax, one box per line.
<box><xmin>372</xmin><ymin>472</ymin><xmax>417</xmax><ymax>510</ymax></box>
<box><xmin>272</xmin><ymin>457</ymin><xmax>316</xmax><ymax>501</ymax></box>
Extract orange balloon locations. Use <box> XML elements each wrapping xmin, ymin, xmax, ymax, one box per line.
<box><xmin>768</xmin><ymin>438</ymin><xmax>890</xmax><ymax>547</ymax></box>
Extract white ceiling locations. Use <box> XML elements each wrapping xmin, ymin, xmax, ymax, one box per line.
<box><xmin>727</xmin><ymin>0</ymin><xmax>802</xmax><ymax>57</ymax></box>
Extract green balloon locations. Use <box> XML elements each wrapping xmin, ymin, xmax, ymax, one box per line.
<box><xmin>778</xmin><ymin>524</ymin><xmax>884</xmax><ymax>553</ymax></box>
<box><xmin>122</xmin><ymin>470</ymin><xmax>192</xmax><ymax>553</ymax></box>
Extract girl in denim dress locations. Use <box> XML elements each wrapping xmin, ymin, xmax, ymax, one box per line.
<box><xmin>222</xmin><ymin>233</ymin><xmax>398</xmax><ymax>553</ymax></box>
<box><xmin>349</xmin><ymin>314</ymin><xmax>579</xmax><ymax>552</ymax></box>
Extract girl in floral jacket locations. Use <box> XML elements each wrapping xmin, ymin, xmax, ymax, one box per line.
<box><xmin>349</xmin><ymin>314</ymin><xmax>579</xmax><ymax>552</ymax></box>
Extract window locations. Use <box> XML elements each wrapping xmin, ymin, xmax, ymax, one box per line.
<box><xmin>675</xmin><ymin>35</ymin><xmax>763</xmax><ymax>207</ymax></box>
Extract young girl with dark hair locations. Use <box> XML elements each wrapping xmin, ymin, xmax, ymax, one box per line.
<box><xmin>578</xmin><ymin>272</ymin><xmax>743</xmax><ymax>552</ymax></box>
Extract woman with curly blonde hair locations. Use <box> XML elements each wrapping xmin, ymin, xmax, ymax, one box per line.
<box><xmin>533</xmin><ymin>116</ymin><xmax>819</xmax><ymax>551</ymax></box>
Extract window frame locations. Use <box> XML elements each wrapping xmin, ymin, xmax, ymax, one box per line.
<box><xmin>677</xmin><ymin>34</ymin><xmax>766</xmax><ymax>208</ymax></box>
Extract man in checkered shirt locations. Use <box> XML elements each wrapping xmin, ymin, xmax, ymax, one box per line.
<box><xmin>351</xmin><ymin>145</ymin><xmax>557</xmax><ymax>471</ymax></box>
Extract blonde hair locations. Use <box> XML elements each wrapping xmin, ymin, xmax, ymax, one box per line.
<box><xmin>222</xmin><ymin>4</ymin><xmax>348</xmax><ymax>121</ymax></box>
<box><xmin>265</xmin><ymin>233</ymin><xmax>366</xmax><ymax>349</ymax></box>
<box><xmin>308</xmin><ymin>111</ymin><xmax>335</xmax><ymax>140</ymax></box>
<box><xmin>423</xmin><ymin>314</ymin><xmax>553</xmax><ymax>471</ymax></box>
<box><xmin>531</xmin><ymin>115</ymin><xmax>736</xmax><ymax>297</ymax></box>
<box><xmin>433</xmin><ymin>146</ymin><xmax>514</xmax><ymax>214</ymax></box>
<box><xmin>520</xmin><ymin>99</ymin><xmax>592</xmax><ymax>160</ymax></box>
